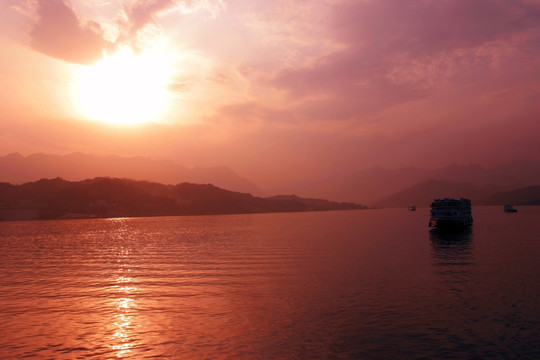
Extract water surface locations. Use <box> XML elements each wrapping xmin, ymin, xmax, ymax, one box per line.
<box><xmin>1</xmin><ymin>207</ymin><xmax>539</xmax><ymax>359</ymax></box>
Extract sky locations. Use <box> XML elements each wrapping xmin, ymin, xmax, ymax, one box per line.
<box><xmin>1</xmin><ymin>0</ymin><xmax>539</xmax><ymax>188</ymax></box>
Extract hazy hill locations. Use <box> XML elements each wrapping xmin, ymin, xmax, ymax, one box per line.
<box><xmin>3</xmin><ymin>153</ymin><xmax>540</xmax><ymax>207</ymax></box>
<box><xmin>0</xmin><ymin>177</ymin><xmax>368</xmax><ymax>221</ymax></box>
<box><xmin>290</xmin><ymin>166</ymin><xmax>429</xmax><ymax>205</ymax></box>
<box><xmin>374</xmin><ymin>180</ymin><xmax>510</xmax><ymax>208</ymax></box>
<box><xmin>293</xmin><ymin>162</ymin><xmax>540</xmax><ymax>205</ymax></box>
<box><xmin>0</xmin><ymin>152</ymin><xmax>262</xmax><ymax>195</ymax></box>
<box><xmin>485</xmin><ymin>186</ymin><xmax>540</xmax><ymax>206</ymax></box>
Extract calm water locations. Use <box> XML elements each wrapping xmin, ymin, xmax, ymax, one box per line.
<box><xmin>0</xmin><ymin>207</ymin><xmax>539</xmax><ymax>359</ymax></box>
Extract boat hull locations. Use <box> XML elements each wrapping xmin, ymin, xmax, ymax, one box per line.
<box><xmin>429</xmin><ymin>218</ymin><xmax>473</xmax><ymax>229</ymax></box>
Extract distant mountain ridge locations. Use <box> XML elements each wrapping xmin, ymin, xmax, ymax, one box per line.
<box><xmin>0</xmin><ymin>152</ymin><xmax>262</xmax><ymax>195</ymax></box>
<box><xmin>373</xmin><ymin>180</ymin><xmax>540</xmax><ymax>208</ymax></box>
<box><xmin>374</xmin><ymin>180</ymin><xmax>509</xmax><ymax>207</ymax></box>
<box><xmin>0</xmin><ymin>177</ymin><xmax>368</xmax><ymax>221</ymax></box>
<box><xmin>485</xmin><ymin>186</ymin><xmax>540</xmax><ymax>206</ymax></box>
<box><xmin>292</xmin><ymin>162</ymin><xmax>540</xmax><ymax>205</ymax></box>
<box><xmin>2</xmin><ymin>152</ymin><xmax>540</xmax><ymax>207</ymax></box>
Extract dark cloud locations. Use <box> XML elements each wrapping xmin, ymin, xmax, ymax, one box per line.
<box><xmin>30</xmin><ymin>0</ymin><xmax>111</xmax><ymax>64</ymax></box>
<box><xmin>331</xmin><ymin>0</ymin><xmax>540</xmax><ymax>54</ymax></box>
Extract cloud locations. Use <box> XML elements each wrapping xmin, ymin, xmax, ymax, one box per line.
<box><xmin>29</xmin><ymin>0</ymin><xmax>112</xmax><ymax>65</ymax></box>
<box><xmin>123</xmin><ymin>0</ymin><xmax>176</xmax><ymax>34</ymax></box>
<box><xmin>269</xmin><ymin>0</ymin><xmax>540</xmax><ymax>122</ymax></box>
<box><xmin>122</xmin><ymin>0</ymin><xmax>226</xmax><ymax>37</ymax></box>
<box><xmin>332</xmin><ymin>0</ymin><xmax>540</xmax><ymax>54</ymax></box>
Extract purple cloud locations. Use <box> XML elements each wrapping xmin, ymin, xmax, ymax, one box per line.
<box><xmin>331</xmin><ymin>0</ymin><xmax>540</xmax><ymax>54</ymax></box>
<box><xmin>270</xmin><ymin>0</ymin><xmax>540</xmax><ymax>120</ymax></box>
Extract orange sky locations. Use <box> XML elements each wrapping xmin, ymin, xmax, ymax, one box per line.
<box><xmin>1</xmin><ymin>0</ymin><xmax>539</xmax><ymax>188</ymax></box>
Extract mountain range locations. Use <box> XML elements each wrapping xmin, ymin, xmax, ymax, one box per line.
<box><xmin>0</xmin><ymin>152</ymin><xmax>262</xmax><ymax>195</ymax></box>
<box><xmin>374</xmin><ymin>180</ymin><xmax>503</xmax><ymax>207</ymax></box>
<box><xmin>0</xmin><ymin>177</ymin><xmax>367</xmax><ymax>221</ymax></box>
<box><xmin>1</xmin><ymin>153</ymin><xmax>539</xmax><ymax>208</ymax></box>
<box><xmin>291</xmin><ymin>162</ymin><xmax>540</xmax><ymax>206</ymax></box>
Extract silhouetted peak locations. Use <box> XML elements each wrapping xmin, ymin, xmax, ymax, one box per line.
<box><xmin>35</xmin><ymin>177</ymin><xmax>65</xmax><ymax>184</ymax></box>
<box><xmin>268</xmin><ymin>195</ymin><xmax>301</xmax><ymax>200</ymax></box>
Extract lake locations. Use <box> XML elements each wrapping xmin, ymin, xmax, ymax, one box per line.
<box><xmin>1</xmin><ymin>206</ymin><xmax>539</xmax><ymax>359</ymax></box>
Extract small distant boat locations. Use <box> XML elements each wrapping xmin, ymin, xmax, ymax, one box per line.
<box><xmin>408</xmin><ymin>205</ymin><xmax>416</xmax><ymax>211</ymax></box>
<box><xmin>503</xmin><ymin>204</ymin><xmax>517</xmax><ymax>213</ymax></box>
<box><xmin>429</xmin><ymin>198</ymin><xmax>473</xmax><ymax>229</ymax></box>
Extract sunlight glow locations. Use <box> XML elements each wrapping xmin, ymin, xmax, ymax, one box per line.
<box><xmin>71</xmin><ymin>46</ymin><xmax>173</xmax><ymax>125</ymax></box>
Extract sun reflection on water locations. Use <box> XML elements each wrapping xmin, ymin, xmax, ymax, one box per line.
<box><xmin>108</xmin><ymin>219</ymin><xmax>138</xmax><ymax>358</ymax></box>
<box><xmin>110</xmin><ymin>271</ymin><xmax>136</xmax><ymax>357</ymax></box>
<box><xmin>112</xmin><ymin>309</ymin><xmax>133</xmax><ymax>357</ymax></box>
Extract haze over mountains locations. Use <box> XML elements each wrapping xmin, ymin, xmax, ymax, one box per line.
<box><xmin>291</xmin><ymin>162</ymin><xmax>540</xmax><ymax>206</ymax></box>
<box><xmin>376</xmin><ymin>181</ymin><xmax>540</xmax><ymax>208</ymax></box>
<box><xmin>0</xmin><ymin>152</ymin><xmax>262</xmax><ymax>195</ymax></box>
<box><xmin>1</xmin><ymin>153</ymin><xmax>539</xmax><ymax>208</ymax></box>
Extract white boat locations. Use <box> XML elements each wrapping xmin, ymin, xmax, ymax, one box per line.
<box><xmin>429</xmin><ymin>198</ymin><xmax>473</xmax><ymax>229</ymax></box>
<box><xmin>408</xmin><ymin>205</ymin><xmax>416</xmax><ymax>211</ymax></box>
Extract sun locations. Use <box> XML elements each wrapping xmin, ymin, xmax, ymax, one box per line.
<box><xmin>71</xmin><ymin>46</ymin><xmax>173</xmax><ymax>125</ymax></box>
